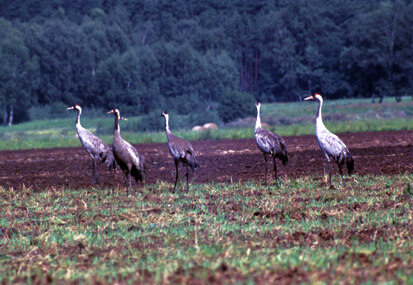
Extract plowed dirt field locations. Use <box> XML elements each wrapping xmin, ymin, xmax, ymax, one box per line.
<box><xmin>1</xmin><ymin>130</ymin><xmax>412</xmax><ymax>190</ymax></box>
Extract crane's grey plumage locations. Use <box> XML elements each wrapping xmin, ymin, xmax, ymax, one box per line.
<box><xmin>67</xmin><ymin>104</ymin><xmax>116</xmax><ymax>184</ymax></box>
<box><xmin>304</xmin><ymin>93</ymin><xmax>354</xmax><ymax>186</ymax></box>
<box><xmin>108</xmin><ymin>108</ymin><xmax>145</xmax><ymax>196</ymax></box>
<box><xmin>161</xmin><ymin>110</ymin><xmax>199</xmax><ymax>193</ymax></box>
<box><xmin>254</xmin><ymin>102</ymin><xmax>288</xmax><ymax>185</ymax></box>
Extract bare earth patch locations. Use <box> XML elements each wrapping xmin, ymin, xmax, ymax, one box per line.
<box><xmin>1</xmin><ymin>130</ymin><xmax>411</xmax><ymax>190</ymax></box>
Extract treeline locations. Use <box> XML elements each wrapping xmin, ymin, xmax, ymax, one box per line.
<box><xmin>1</xmin><ymin>0</ymin><xmax>413</xmax><ymax>125</ymax></box>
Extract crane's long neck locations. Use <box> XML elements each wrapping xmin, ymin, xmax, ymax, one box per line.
<box><xmin>255</xmin><ymin>105</ymin><xmax>262</xmax><ymax>130</ymax></box>
<box><xmin>315</xmin><ymin>98</ymin><xmax>327</xmax><ymax>132</ymax></box>
<box><xmin>75</xmin><ymin>109</ymin><xmax>82</xmax><ymax>128</ymax></box>
<box><xmin>113</xmin><ymin>114</ymin><xmax>121</xmax><ymax>138</ymax></box>
<box><xmin>164</xmin><ymin>114</ymin><xmax>171</xmax><ymax>134</ymax></box>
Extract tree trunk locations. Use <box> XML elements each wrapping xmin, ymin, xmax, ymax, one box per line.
<box><xmin>8</xmin><ymin>106</ymin><xmax>13</xmax><ymax>126</ymax></box>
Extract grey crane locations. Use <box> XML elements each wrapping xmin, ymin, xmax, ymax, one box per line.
<box><xmin>254</xmin><ymin>102</ymin><xmax>288</xmax><ymax>185</ymax></box>
<box><xmin>67</xmin><ymin>104</ymin><xmax>116</xmax><ymax>184</ymax></box>
<box><xmin>108</xmin><ymin>108</ymin><xmax>145</xmax><ymax>196</ymax></box>
<box><xmin>161</xmin><ymin>110</ymin><xmax>199</xmax><ymax>193</ymax></box>
<box><xmin>304</xmin><ymin>93</ymin><xmax>354</xmax><ymax>186</ymax></box>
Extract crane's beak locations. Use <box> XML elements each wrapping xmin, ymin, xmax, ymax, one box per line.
<box><xmin>67</xmin><ymin>106</ymin><xmax>74</xmax><ymax>110</ymax></box>
<box><xmin>304</xmin><ymin>96</ymin><xmax>314</xmax><ymax>101</ymax></box>
<box><xmin>107</xmin><ymin>110</ymin><xmax>114</xmax><ymax>114</ymax></box>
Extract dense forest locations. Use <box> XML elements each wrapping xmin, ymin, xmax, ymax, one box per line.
<box><xmin>1</xmin><ymin>0</ymin><xmax>413</xmax><ymax>125</ymax></box>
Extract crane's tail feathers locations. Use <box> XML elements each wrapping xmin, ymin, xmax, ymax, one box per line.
<box><xmin>130</xmin><ymin>155</ymin><xmax>145</xmax><ymax>183</ymax></box>
<box><xmin>281</xmin><ymin>153</ymin><xmax>288</xmax><ymax>166</ymax></box>
<box><xmin>131</xmin><ymin>166</ymin><xmax>144</xmax><ymax>183</ymax></box>
<box><xmin>274</xmin><ymin>149</ymin><xmax>288</xmax><ymax>166</ymax></box>
<box><xmin>279</xmin><ymin>141</ymin><xmax>288</xmax><ymax>166</ymax></box>
<box><xmin>186</xmin><ymin>154</ymin><xmax>199</xmax><ymax>172</ymax></box>
<box><xmin>346</xmin><ymin>153</ymin><xmax>354</xmax><ymax>175</ymax></box>
<box><xmin>101</xmin><ymin>150</ymin><xmax>117</xmax><ymax>170</ymax></box>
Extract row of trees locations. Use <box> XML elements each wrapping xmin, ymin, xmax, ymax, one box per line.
<box><xmin>1</xmin><ymin>0</ymin><xmax>413</xmax><ymax>125</ymax></box>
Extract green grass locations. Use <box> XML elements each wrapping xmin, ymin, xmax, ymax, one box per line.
<box><xmin>0</xmin><ymin>97</ymin><xmax>412</xmax><ymax>151</ymax></box>
<box><xmin>262</xmin><ymin>95</ymin><xmax>413</xmax><ymax>118</ymax></box>
<box><xmin>1</xmin><ymin>174</ymin><xmax>413</xmax><ymax>283</ymax></box>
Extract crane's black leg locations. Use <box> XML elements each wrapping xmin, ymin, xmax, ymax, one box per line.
<box><xmin>323</xmin><ymin>154</ymin><xmax>332</xmax><ymax>185</ymax></box>
<box><xmin>123</xmin><ymin>173</ymin><xmax>128</xmax><ymax>189</ymax></box>
<box><xmin>173</xmin><ymin>160</ymin><xmax>179</xmax><ymax>193</ymax></box>
<box><xmin>124</xmin><ymin>171</ymin><xmax>132</xmax><ymax>196</ymax></box>
<box><xmin>338</xmin><ymin>163</ymin><xmax>345</xmax><ymax>187</ymax></box>
<box><xmin>273</xmin><ymin>156</ymin><xmax>278</xmax><ymax>182</ymax></box>
<box><xmin>264</xmin><ymin>154</ymin><xmax>268</xmax><ymax>186</ymax></box>
<box><xmin>92</xmin><ymin>158</ymin><xmax>98</xmax><ymax>184</ymax></box>
<box><xmin>123</xmin><ymin>174</ymin><xmax>129</xmax><ymax>196</ymax></box>
<box><xmin>128</xmin><ymin>172</ymin><xmax>133</xmax><ymax>196</ymax></box>
<box><xmin>186</xmin><ymin>164</ymin><xmax>189</xmax><ymax>191</ymax></box>
<box><xmin>327</xmin><ymin>161</ymin><xmax>332</xmax><ymax>185</ymax></box>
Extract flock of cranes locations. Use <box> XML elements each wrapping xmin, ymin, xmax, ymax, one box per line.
<box><xmin>68</xmin><ymin>93</ymin><xmax>354</xmax><ymax>195</ymax></box>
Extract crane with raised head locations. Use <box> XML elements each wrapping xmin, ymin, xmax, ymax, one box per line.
<box><xmin>67</xmin><ymin>104</ymin><xmax>116</xmax><ymax>184</ymax></box>
<box><xmin>161</xmin><ymin>110</ymin><xmax>199</xmax><ymax>193</ymax></box>
<box><xmin>304</xmin><ymin>93</ymin><xmax>354</xmax><ymax>186</ymax></box>
<box><xmin>254</xmin><ymin>102</ymin><xmax>288</xmax><ymax>185</ymax></box>
<box><xmin>108</xmin><ymin>108</ymin><xmax>145</xmax><ymax>196</ymax></box>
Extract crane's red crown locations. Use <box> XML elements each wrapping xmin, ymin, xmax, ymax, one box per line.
<box><xmin>107</xmin><ymin>108</ymin><xmax>120</xmax><ymax>115</ymax></box>
<box><xmin>67</xmin><ymin>104</ymin><xmax>81</xmax><ymax>111</ymax></box>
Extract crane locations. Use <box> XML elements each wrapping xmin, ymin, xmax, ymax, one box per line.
<box><xmin>67</xmin><ymin>104</ymin><xmax>116</xmax><ymax>184</ymax></box>
<box><xmin>108</xmin><ymin>108</ymin><xmax>145</xmax><ymax>196</ymax></box>
<box><xmin>161</xmin><ymin>110</ymin><xmax>199</xmax><ymax>193</ymax></box>
<box><xmin>304</xmin><ymin>93</ymin><xmax>354</xmax><ymax>186</ymax></box>
<box><xmin>254</xmin><ymin>102</ymin><xmax>288</xmax><ymax>185</ymax></box>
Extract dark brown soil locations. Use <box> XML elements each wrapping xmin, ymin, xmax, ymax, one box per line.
<box><xmin>1</xmin><ymin>130</ymin><xmax>412</xmax><ymax>190</ymax></box>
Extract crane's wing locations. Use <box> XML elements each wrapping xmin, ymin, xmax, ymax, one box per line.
<box><xmin>317</xmin><ymin>130</ymin><xmax>348</xmax><ymax>159</ymax></box>
<box><xmin>77</xmin><ymin>127</ymin><xmax>110</xmax><ymax>156</ymax></box>
<box><xmin>122</xmin><ymin>140</ymin><xmax>144</xmax><ymax>170</ymax></box>
<box><xmin>255</xmin><ymin>128</ymin><xmax>286</xmax><ymax>155</ymax></box>
<box><xmin>168</xmin><ymin>133</ymin><xmax>193</xmax><ymax>159</ymax></box>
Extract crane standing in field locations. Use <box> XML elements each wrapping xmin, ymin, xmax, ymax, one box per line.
<box><xmin>254</xmin><ymin>102</ymin><xmax>288</xmax><ymax>185</ymax></box>
<box><xmin>67</xmin><ymin>104</ymin><xmax>116</xmax><ymax>184</ymax></box>
<box><xmin>161</xmin><ymin>110</ymin><xmax>199</xmax><ymax>193</ymax></box>
<box><xmin>108</xmin><ymin>108</ymin><xmax>145</xmax><ymax>196</ymax></box>
<box><xmin>304</xmin><ymin>93</ymin><xmax>354</xmax><ymax>186</ymax></box>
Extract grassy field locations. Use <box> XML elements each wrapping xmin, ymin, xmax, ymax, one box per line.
<box><xmin>1</xmin><ymin>174</ymin><xmax>413</xmax><ymax>283</ymax></box>
<box><xmin>1</xmin><ymin>98</ymin><xmax>412</xmax><ymax>283</ymax></box>
<box><xmin>0</xmin><ymin>97</ymin><xmax>412</xmax><ymax>150</ymax></box>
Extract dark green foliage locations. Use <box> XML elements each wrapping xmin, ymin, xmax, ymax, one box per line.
<box><xmin>138</xmin><ymin>111</ymin><xmax>164</xmax><ymax>132</ymax></box>
<box><xmin>1</xmin><ymin>0</ymin><xmax>413</xmax><ymax>125</ymax></box>
<box><xmin>189</xmin><ymin>109</ymin><xmax>221</xmax><ymax>127</ymax></box>
<box><xmin>218</xmin><ymin>91</ymin><xmax>255</xmax><ymax>123</ymax></box>
<box><xmin>50</xmin><ymin>102</ymin><xmax>68</xmax><ymax>118</ymax></box>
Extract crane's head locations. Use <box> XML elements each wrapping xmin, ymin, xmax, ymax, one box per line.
<box><xmin>304</xmin><ymin>93</ymin><xmax>323</xmax><ymax>102</ymax></box>
<box><xmin>160</xmin><ymin>110</ymin><xmax>168</xmax><ymax>118</ymax></box>
<box><xmin>255</xmin><ymin>102</ymin><xmax>261</xmax><ymax>108</ymax></box>
<box><xmin>107</xmin><ymin>109</ymin><xmax>127</xmax><ymax>120</ymax></box>
<box><xmin>67</xmin><ymin>104</ymin><xmax>81</xmax><ymax>112</ymax></box>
